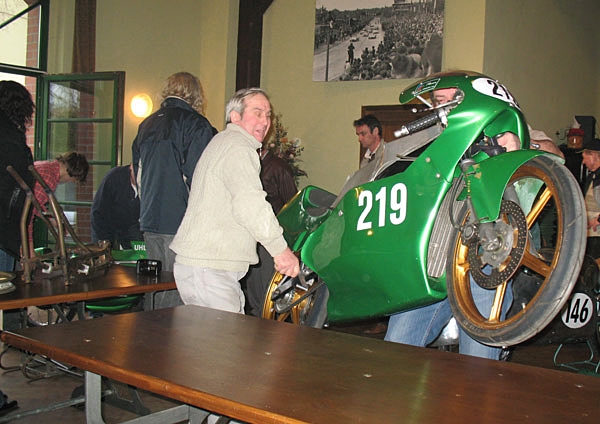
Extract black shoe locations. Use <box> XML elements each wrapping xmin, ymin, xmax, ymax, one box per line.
<box><xmin>0</xmin><ymin>391</ymin><xmax>18</xmax><ymax>416</ymax></box>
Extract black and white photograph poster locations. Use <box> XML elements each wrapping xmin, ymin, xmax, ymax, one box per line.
<box><xmin>313</xmin><ymin>0</ymin><xmax>444</xmax><ymax>82</ymax></box>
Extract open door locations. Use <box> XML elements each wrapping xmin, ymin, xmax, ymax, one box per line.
<box><xmin>359</xmin><ymin>103</ymin><xmax>427</xmax><ymax>165</ymax></box>
<box><xmin>36</xmin><ymin>72</ymin><xmax>125</xmax><ymax>245</ymax></box>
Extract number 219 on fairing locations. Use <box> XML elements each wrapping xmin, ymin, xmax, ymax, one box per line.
<box><xmin>357</xmin><ymin>183</ymin><xmax>407</xmax><ymax>231</ymax></box>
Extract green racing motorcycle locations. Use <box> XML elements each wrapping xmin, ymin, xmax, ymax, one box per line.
<box><xmin>262</xmin><ymin>71</ymin><xmax>586</xmax><ymax>347</ymax></box>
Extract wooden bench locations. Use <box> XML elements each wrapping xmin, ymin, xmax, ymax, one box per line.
<box><xmin>2</xmin><ymin>305</ymin><xmax>599</xmax><ymax>423</ymax></box>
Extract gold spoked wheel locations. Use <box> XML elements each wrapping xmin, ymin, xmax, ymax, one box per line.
<box><xmin>447</xmin><ymin>156</ymin><xmax>586</xmax><ymax>346</ymax></box>
<box><xmin>261</xmin><ymin>271</ymin><xmax>312</xmax><ymax>324</ymax></box>
<box><xmin>261</xmin><ymin>266</ymin><xmax>329</xmax><ymax>328</ymax></box>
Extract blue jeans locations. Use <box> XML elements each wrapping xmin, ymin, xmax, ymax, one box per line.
<box><xmin>1</xmin><ymin>250</ymin><xmax>22</xmax><ymax>331</ymax></box>
<box><xmin>0</xmin><ymin>250</ymin><xmax>15</xmax><ymax>272</ymax></box>
<box><xmin>385</xmin><ymin>278</ymin><xmax>512</xmax><ymax>359</ymax></box>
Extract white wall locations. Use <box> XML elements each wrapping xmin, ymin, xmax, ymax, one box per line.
<box><xmin>483</xmin><ymin>0</ymin><xmax>600</xmax><ymax>141</ymax></box>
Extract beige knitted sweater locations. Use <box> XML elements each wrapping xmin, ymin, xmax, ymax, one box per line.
<box><xmin>170</xmin><ymin>124</ymin><xmax>288</xmax><ymax>272</ymax></box>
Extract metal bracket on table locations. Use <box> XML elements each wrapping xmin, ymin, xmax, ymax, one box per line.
<box><xmin>102</xmin><ymin>378</ymin><xmax>151</xmax><ymax>416</ymax></box>
<box><xmin>85</xmin><ymin>371</ymin><xmax>217</xmax><ymax>424</ymax></box>
<box><xmin>20</xmin><ymin>351</ymin><xmax>83</xmax><ymax>380</ymax></box>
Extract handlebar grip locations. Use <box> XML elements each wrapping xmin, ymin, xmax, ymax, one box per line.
<box><xmin>394</xmin><ymin>110</ymin><xmax>442</xmax><ymax>138</ymax></box>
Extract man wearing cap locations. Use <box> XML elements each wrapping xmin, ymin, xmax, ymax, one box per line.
<box><xmin>560</xmin><ymin>127</ymin><xmax>586</xmax><ymax>189</ymax></box>
<box><xmin>581</xmin><ymin>138</ymin><xmax>600</xmax><ymax>258</ymax></box>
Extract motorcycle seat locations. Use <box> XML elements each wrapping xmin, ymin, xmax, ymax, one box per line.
<box><xmin>306</xmin><ymin>188</ymin><xmax>336</xmax><ymax>217</ymax></box>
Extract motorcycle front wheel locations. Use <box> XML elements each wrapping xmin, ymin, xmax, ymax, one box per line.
<box><xmin>447</xmin><ymin>155</ymin><xmax>586</xmax><ymax>347</ymax></box>
<box><xmin>261</xmin><ymin>268</ymin><xmax>329</xmax><ymax>328</ymax></box>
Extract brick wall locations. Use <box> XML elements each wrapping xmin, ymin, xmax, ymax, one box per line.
<box><xmin>24</xmin><ymin>5</ymin><xmax>93</xmax><ymax>243</ymax></box>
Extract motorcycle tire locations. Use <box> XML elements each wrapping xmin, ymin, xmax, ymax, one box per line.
<box><xmin>447</xmin><ymin>155</ymin><xmax>586</xmax><ymax>347</ymax></box>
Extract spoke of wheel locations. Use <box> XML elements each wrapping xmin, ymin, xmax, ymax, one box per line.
<box><xmin>520</xmin><ymin>249</ymin><xmax>552</xmax><ymax>277</ymax></box>
<box><xmin>262</xmin><ymin>272</ymin><xmax>284</xmax><ymax>320</ymax></box>
<box><xmin>489</xmin><ymin>282</ymin><xmax>508</xmax><ymax>322</ymax></box>
<box><xmin>454</xmin><ymin>243</ymin><xmax>470</xmax><ymax>276</ymax></box>
<box><xmin>291</xmin><ymin>307</ymin><xmax>300</xmax><ymax>324</ymax></box>
<box><xmin>526</xmin><ymin>186</ymin><xmax>552</xmax><ymax>229</ymax></box>
<box><xmin>276</xmin><ymin>312</ymin><xmax>291</xmax><ymax>322</ymax></box>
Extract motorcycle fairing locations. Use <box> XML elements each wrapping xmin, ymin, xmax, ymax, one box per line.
<box><xmin>301</xmin><ymin>147</ymin><xmax>455</xmax><ymax>321</ymax></box>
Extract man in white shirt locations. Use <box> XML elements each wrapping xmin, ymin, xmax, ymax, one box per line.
<box><xmin>354</xmin><ymin>114</ymin><xmax>385</xmax><ymax>168</ymax></box>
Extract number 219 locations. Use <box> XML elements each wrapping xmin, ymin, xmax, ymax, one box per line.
<box><xmin>357</xmin><ymin>183</ymin><xmax>407</xmax><ymax>231</ymax></box>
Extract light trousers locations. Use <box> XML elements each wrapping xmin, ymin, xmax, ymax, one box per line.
<box><xmin>174</xmin><ymin>262</ymin><xmax>246</xmax><ymax>314</ymax></box>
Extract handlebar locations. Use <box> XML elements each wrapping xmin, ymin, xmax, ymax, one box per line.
<box><xmin>394</xmin><ymin>107</ymin><xmax>448</xmax><ymax>138</ymax></box>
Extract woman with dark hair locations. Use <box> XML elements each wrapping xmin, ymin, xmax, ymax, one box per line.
<box><xmin>0</xmin><ymin>80</ymin><xmax>35</xmax><ymax>415</ymax></box>
<box><xmin>0</xmin><ymin>81</ymin><xmax>35</xmax><ymax>268</ymax></box>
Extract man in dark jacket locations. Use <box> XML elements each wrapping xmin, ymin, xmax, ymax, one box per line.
<box><xmin>91</xmin><ymin>164</ymin><xmax>142</xmax><ymax>249</ymax></box>
<box><xmin>132</xmin><ymin>72</ymin><xmax>216</xmax><ymax>308</ymax></box>
<box><xmin>259</xmin><ymin>149</ymin><xmax>298</xmax><ymax>216</ymax></box>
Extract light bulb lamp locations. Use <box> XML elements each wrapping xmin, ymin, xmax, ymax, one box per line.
<box><xmin>131</xmin><ymin>94</ymin><xmax>153</xmax><ymax>118</ymax></box>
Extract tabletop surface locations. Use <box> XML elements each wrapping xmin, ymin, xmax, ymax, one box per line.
<box><xmin>0</xmin><ymin>264</ymin><xmax>175</xmax><ymax>310</ymax></box>
<box><xmin>2</xmin><ymin>305</ymin><xmax>599</xmax><ymax>423</ymax></box>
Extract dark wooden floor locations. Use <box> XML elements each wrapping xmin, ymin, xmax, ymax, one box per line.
<box><xmin>1</xmin><ymin>316</ymin><xmax>598</xmax><ymax>423</ymax></box>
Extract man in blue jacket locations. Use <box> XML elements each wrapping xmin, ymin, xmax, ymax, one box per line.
<box><xmin>132</xmin><ymin>72</ymin><xmax>216</xmax><ymax>308</ymax></box>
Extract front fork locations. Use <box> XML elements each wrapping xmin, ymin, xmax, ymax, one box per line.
<box><xmin>457</xmin><ymin>154</ymin><xmax>528</xmax><ymax>288</ymax></box>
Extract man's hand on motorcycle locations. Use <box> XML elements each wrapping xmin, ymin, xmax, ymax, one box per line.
<box><xmin>274</xmin><ymin>248</ymin><xmax>300</xmax><ymax>278</ymax></box>
<box><xmin>496</xmin><ymin>132</ymin><xmax>520</xmax><ymax>152</ymax></box>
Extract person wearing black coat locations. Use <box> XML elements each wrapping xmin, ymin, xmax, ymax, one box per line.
<box><xmin>131</xmin><ymin>72</ymin><xmax>216</xmax><ymax>309</ymax></box>
<box><xmin>91</xmin><ymin>164</ymin><xmax>143</xmax><ymax>250</ymax></box>
<box><xmin>0</xmin><ymin>80</ymin><xmax>36</xmax><ymax>415</ymax></box>
<box><xmin>0</xmin><ymin>81</ymin><xmax>35</xmax><ymax>269</ymax></box>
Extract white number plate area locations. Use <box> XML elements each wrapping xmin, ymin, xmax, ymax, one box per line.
<box><xmin>472</xmin><ymin>77</ymin><xmax>520</xmax><ymax>110</ymax></box>
<box><xmin>560</xmin><ymin>293</ymin><xmax>594</xmax><ymax>329</ymax></box>
<box><xmin>357</xmin><ymin>183</ymin><xmax>407</xmax><ymax>231</ymax></box>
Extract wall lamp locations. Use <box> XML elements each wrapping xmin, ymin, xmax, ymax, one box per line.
<box><xmin>131</xmin><ymin>93</ymin><xmax>153</xmax><ymax>118</ymax></box>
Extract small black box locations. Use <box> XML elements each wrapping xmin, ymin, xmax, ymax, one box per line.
<box><xmin>136</xmin><ymin>259</ymin><xmax>162</xmax><ymax>276</ymax></box>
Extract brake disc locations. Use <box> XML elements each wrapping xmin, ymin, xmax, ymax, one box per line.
<box><xmin>467</xmin><ymin>200</ymin><xmax>528</xmax><ymax>289</ymax></box>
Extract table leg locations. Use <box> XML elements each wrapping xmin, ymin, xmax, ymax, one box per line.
<box><xmin>143</xmin><ymin>292</ymin><xmax>155</xmax><ymax>311</ymax></box>
<box><xmin>84</xmin><ymin>371</ymin><xmax>213</xmax><ymax>424</ymax></box>
<box><xmin>85</xmin><ymin>371</ymin><xmax>105</xmax><ymax>424</ymax></box>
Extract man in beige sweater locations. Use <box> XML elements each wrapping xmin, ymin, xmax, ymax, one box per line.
<box><xmin>170</xmin><ymin>88</ymin><xmax>299</xmax><ymax>313</ymax></box>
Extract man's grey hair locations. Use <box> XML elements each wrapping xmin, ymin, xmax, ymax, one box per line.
<box><xmin>225</xmin><ymin>87</ymin><xmax>269</xmax><ymax>124</ymax></box>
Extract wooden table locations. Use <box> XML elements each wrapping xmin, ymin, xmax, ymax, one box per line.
<box><xmin>0</xmin><ymin>264</ymin><xmax>178</xmax><ymax>421</ymax></box>
<box><xmin>2</xmin><ymin>305</ymin><xmax>599</xmax><ymax>423</ymax></box>
<box><xmin>0</xmin><ymin>264</ymin><xmax>176</xmax><ymax>311</ymax></box>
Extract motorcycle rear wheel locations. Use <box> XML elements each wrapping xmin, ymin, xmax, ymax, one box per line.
<box><xmin>447</xmin><ymin>156</ymin><xmax>586</xmax><ymax>347</ymax></box>
<box><xmin>261</xmin><ymin>269</ymin><xmax>329</xmax><ymax>328</ymax></box>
